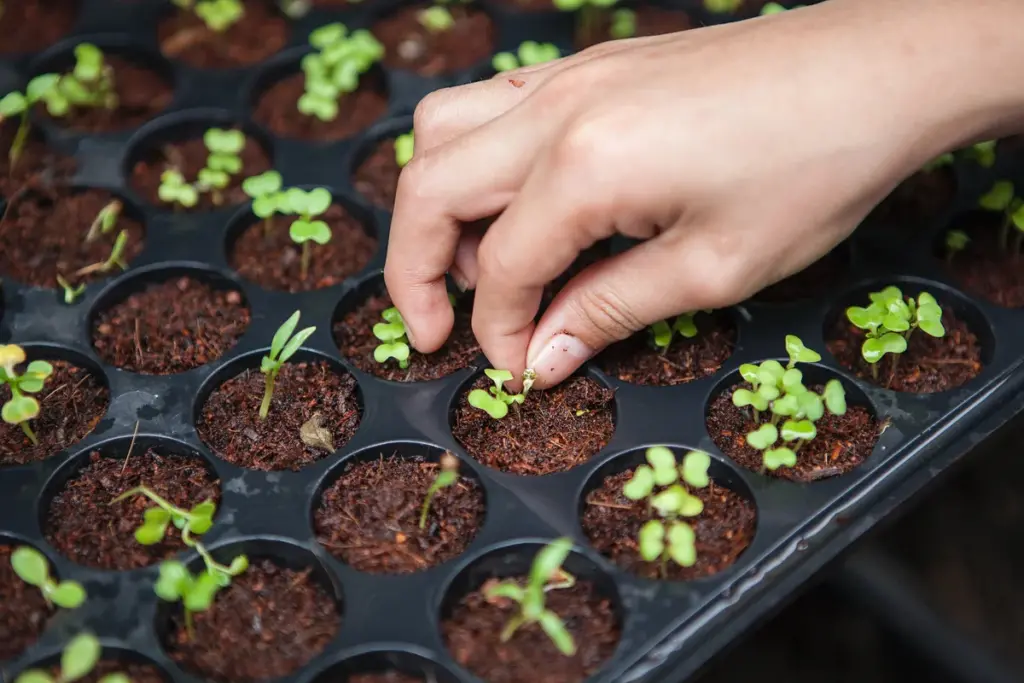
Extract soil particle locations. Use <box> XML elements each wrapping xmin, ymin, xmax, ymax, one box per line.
<box><xmin>754</xmin><ymin>247</ymin><xmax>848</xmax><ymax>303</ymax></box>
<box><xmin>942</xmin><ymin>214</ymin><xmax>1024</xmax><ymax>308</ymax></box>
<box><xmin>374</xmin><ymin>4</ymin><xmax>495</xmax><ymax>76</ymax></box>
<box><xmin>353</xmin><ymin>137</ymin><xmax>401</xmax><ymax>210</ymax></box>
<box><xmin>0</xmin><ymin>0</ymin><xmax>78</xmax><ymax>55</ymax></box>
<box><xmin>254</xmin><ymin>73</ymin><xmax>388</xmax><ymax>141</ymax></box>
<box><xmin>0</xmin><ymin>544</ymin><xmax>54</xmax><ymax>660</ymax></box>
<box><xmin>576</xmin><ymin>6</ymin><xmax>694</xmax><ymax>49</ymax></box>
<box><xmin>158</xmin><ymin>0</ymin><xmax>288</xmax><ymax>69</ymax></box>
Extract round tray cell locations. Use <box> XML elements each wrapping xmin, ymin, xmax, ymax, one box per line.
<box><xmin>30</xmin><ymin>40</ymin><xmax>175</xmax><ymax>134</ymax></box>
<box><xmin>195</xmin><ymin>349</ymin><xmax>363</xmax><ymax>472</ymax></box>
<box><xmin>14</xmin><ymin>645</ymin><xmax>172</xmax><ymax>683</ymax></box>
<box><xmin>824</xmin><ymin>276</ymin><xmax>994</xmax><ymax>394</ymax></box>
<box><xmin>252</xmin><ymin>56</ymin><xmax>389</xmax><ymax>142</ymax></box>
<box><xmin>90</xmin><ymin>266</ymin><xmax>250</xmax><ymax>375</ymax></box>
<box><xmin>372</xmin><ymin>2</ymin><xmax>496</xmax><ymax>77</ymax></box>
<box><xmin>860</xmin><ymin>164</ymin><xmax>957</xmax><ymax>251</ymax></box>
<box><xmin>751</xmin><ymin>242</ymin><xmax>851</xmax><ymax>305</ymax></box>
<box><xmin>0</xmin><ymin>0</ymin><xmax>78</xmax><ymax>56</ymax></box>
<box><xmin>334</xmin><ymin>274</ymin><xmax>481</xmax><ymax>383</ymax></box>
<box><xmin>439</xmin><ymin>541</ymin><xmax>623</xmax><ymax>683</ymax></box>
<box><xmin>0</xmin><ymin>346</ymin><xmax>110</xmax><ymax>467</ymax></box>
<box><xmin>42</xmin><ymin>436</ymin><xmax>222</xmax><ymax>571</ymax></box>
<box><xmin>705</xmin><ymin>360</ymin><xmax>881</xmax><ymax>482</ymax></box>
<box><xmin>311</xmin><ymin>650</ymin><xmax>462</xmax><ymax>683</ymax></box>
<box><xmin>579</xmin><ymin>446</ymin><xmax>757</xmax><ymax>581</ymax></box>
<box><xmin>227</xmin><ymin>189</ymin><xmax>378</xmax><ymax>293</ymax></box>
<box><xmin>350</xmin><ymin>117</ymin><xmax>412</xmax><ymax>211</ymax></box>
<box><xmin>449</xmin><ymin>367</ymin><xmax>617</xmax><ymax>475</ymax></box>
<box><xmin>126</xmin><ymin>115</ymin><xmax>273</xmax><ymax>212</ymax></box>
<box><xmin>313</xmin><ymin>443</ymin><xmax>485</xmax><ymax>575</ymax></box>
<box><xmin>596</xmin><ymin>308</ymin><xmax>738</xmax><ymax>387</ymax></box>
<box><xmin>0</xmin><ymin>539</ymin><xmax>57</xmax><ymax>661</ymax></box>
<box><xmin>157</xmin><ymin>0</ymin><xmax>290</xmax><ymax>69</ymax></box>
<box><xmin>936</xmin><ymin>209</ymin><xmax>1024</xmax><ymax>309</ymax></box>
<box><xmin>0</xmin><ymin>186</ymin><xmax>145</xmax><ymax>291</ymax></box>
<box><xmin>573</xmin><ymin>5</ymin><xmax>696</xmax><ymax>51</ymax></box>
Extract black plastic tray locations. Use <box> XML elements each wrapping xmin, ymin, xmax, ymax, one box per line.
<box><xmin>3</xmin><ymin>1</ymin><xmax>1024</xmax><ymax>682</ymax></box>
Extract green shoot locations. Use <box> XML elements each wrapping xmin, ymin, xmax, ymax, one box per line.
<box><xmin>109</xmin><ymin>485</ymin><xmax>216</xmax><ymax>545</ymax></box>
<box><xmin>14</xmin><ymin>632</ymin><xmax>119</xmax><ymax>683</ymax></box>
<box><xmin>0</xmin><ymin>74</ymin><xmax>63</xmax><ymax>169</ymax></box>
<box><xmin>158</xmin><ymin>169</ymin><xmax>199</xmax><ymax>209</ymax></box>
<box><xmin>56</xmin><ymin>275</ymin><xmax>86</xmax><ymax>305</ymax></box>
<box><xmin>173</xmin><ymin>0</ymin><xmax>245</xmax><ymax>32</ymax></box>
<box><xmin>197</xmin><ymin>128</ymin><xmax>246</xmax><ymax>205</ymax></box>
<box><xmin>418</xmin><ymin>6</ymin><xmax>455</xmax><ymax>32</ymax></box>
<box><xmin>394</xmin><ymin>131</ymin><xmax>414</xmax><ymax>168</ymax></box>
<box><xmin>59</xmin><ymin>43</ymin><xmax>118</xmax><ymax>112</ymax></box>
<box><xmin>945</xmin><ymin>230</ymin><xmax>970</xmax><ymax>264</ymax></box>
<box><xmin>260</xmin><ymin>310</ymin><xmax>316</xmax><ymax>419</ymax></box>
<box><xmin>965</xmin><ymin>140</ymin><xmax>996</xmax><ymax>168</ymax></box>
<box><xmin>373</xmin><ymin>306</ymin><xmax>411</xmax><ymax>368</ymax></box>
<box><xmin>285</xmin><ymin>187</ymin><xmax>333</xmax><ymax>280</ymax></box>
<box><xmin>468</xmin><ymin>369</ymin><xmax>525</xmax><ymax>419</ymax></box>
<box><xmin>242</xmin><ymin>170</ymin><xmax>284</xmax><ymax>237</ymax></box>
<box><xmin>484</xmin><ymin>538</ymin><xmax>578</xmax><ymax>656</ymax></box>
<box><xmin>74</xmin><ymin>230</ymin><xmax>129</xmax><ymax>277</ymax></box>
<box><xmin>978</xmin><ymin>180</ymin><xmax>1024</xmax><ymax>253</ymax></box>
<box><xmin>760</xmin><ymin>2</ymin><xmax>804</xmax><ymax>14</ymax></box>
<box><xmin>609</xmin><ymin>9</ymin><xmax>636</xmax><ymax>39</ymax></box>
<box><xmin>10</xmin><ymin>546</ymin><xmax>86</xmax><ymax>609</ymax></box>
<box><xmin>649</xmin><ymin>310</ymin><xmax>706</xmax><ymax>353</ymax></box>
<box><xmin>420</xmin><ymin>452</ymin><xmax>460</xmax><ymax>530</ymax></box>
<box><xmin>846</xmin><ymin>286</ymin><xmax>945</xmax><ymax>383</ymax></box>
<box><xmin>299</xmin><ymin>23</ymin><xmax>384</xmax><ymax>122</ymax></box>
<box><xmin>0</xmin><ymin>344</ymin><xmax>53</xmax><ymax>446</ymax></box>
<box><xmin>492</xmin><ymin>41</ymin><xmax>561</xmax><ymax>72</ymax></box>
<box><xmin>553</xmin><ymin>0</ymin><xmax>619</xmax><ymax>49</ymax></box>
<box><xmin>84</xmin><ymin>199</ymin><xmax>122</xmax><ymax>244</ymax></box>
<box><xmin>922</xmin><ymin>152</ymin><xmax>954</xmax><ymax>172</ymax></box>
<box><xmin>703</xmin><ymin>0</ymin><xmax>741</xmax><ymax>13</ymax></box>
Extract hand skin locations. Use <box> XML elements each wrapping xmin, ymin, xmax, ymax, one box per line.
<box><xmin>384</xmin><ymin>0</ymin><xmax>1024</xmax><ymax>390</ymax></box>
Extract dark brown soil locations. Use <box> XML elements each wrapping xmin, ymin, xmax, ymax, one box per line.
<box><xmin>197</xmin><ymin>362</ymin><xmax>362</xmax><ymax>472</ymax></box>
<box><xmin>753</xmin><ymin>247</ymin><xmax>848</xmax><ymax>303</ymax></box>
<box><xmin>451</xmin><ymin>375</ymin><xmax>615</xmax><ymax>475</ymax></box>
<box><xmin>158</xmin><ymin>0</ymin><xmax>288</xmax><ymax>69</ymax></box>
<box><xmin>353</xmin><ymin>137</ymin><xmax>400</xmax><ymax>210</ymax></box>
<box><xmin>582</xmin><ymin>469</ymin><xmax>756</xmax><ymax>580</ymax></box>
<box><xmin>707</xmin><ymin>383</ymin><xmax>880</xmax><ymax>481</ymax></box>
<box><xmin>44</xmin><ymin>447</ymin><xmax>220</xmax><ymax>571</ymax></box>
<box><xmin>229</xmin><ymin>205</ymin><xmax>377</xmax><ymax>292</ymax></box>
<box><xmin>92</xmin><ymin>276</ymin><xmax>250</xmax><ymax>374</ymax></box>
<box><xmin>0</xmin><ymin>544</ymin><xmax>53</xmax><ymax>660</ymax></box>
<box><xmin>598</xmin><ymin>311</ymin><xmax>736</xmax><ymax>386</ymax></box>
<box><xmin>44</xmin><ymin>660</ymin><xmax>166</xmax><ymax>683</ymax></box>
<box><xmin>868</xmin><ymin>166</ymin><xmax>956</xmax><ymax>233</ymax></box>
<box><xmin>442</xmin><ymin>579</ymin><xmax>619</xmax><ymax>683</ymax></box>
<box><xmin>576</xmin><ymin>6</ymin><xmax>694</xmax><ymax>50</ymax></box>
<box><xmin>253</xmin><ymin>72</ymin><xmax>388</xmax><ymax>142</ymax></box>
<box><xmin>0</xmin><ymin>123</ymin><xmax>77</xmax><ymax>197</ymax></box>
<box><xmin>130</xmin><ymin>130</ymin><xmax>270</xmax><ymax>211</ymax></box>
<box><xmin>335</xmin><ymin>290</ymin><xmax>479</xmax><ymax>382</ymax></box>
<box><xmin>374</xmin><ymin>4</ymin><xmax>495</xmax><ymax>76</ymax></box>
<box><xmin>0</xmin><ymin>187</ymin><xmax>144</xmax><ymax>289</ymax></box>
<box><xmin>0</xmin><ymin>359</ymin><xmax>108</xmax><ymax>466</ymax></box>
<box><xmin>943</xmin><ymin>215</ymin><xmax>1024</xmax><ymax>308</ymax></box>
<box><xmin>35</xmin><ymin>56</ymin><xmax>173</xmax><ymax>133</ymax></box>
<box><xmin>0</xmin><ymin>0</ymin><xmax>78</xmax><ymax>55</ymax></box>
<box><xmin>349</xmin><ymin>674</ymin><xmax>420</xmax><ymax>683</ymax></box>
<box><xmin>167</xmin><ymin>560</ymin><xmax>339</xmax><ymax>683</ymax></box>
<box><xmin>827</xmin><ymin>309</ymin><xmax>983</xmax><ymax>393</ymax></box>
<box><xmin>315</xmin><ymin>454</ymin><xmax>484</xmax><ymax>574</ymax></box>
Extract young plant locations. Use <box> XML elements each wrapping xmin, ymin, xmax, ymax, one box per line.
<box><xmin>285</xmin><ymin>187</ymin><xmax>333</xmax><ymax>280</ymax></box>
<box><xmin>10</xmin><ymin>546</ymin><xmax>86</xmax><ymax>609</ymax></box>
<box><xmin>110</xmin><ymin>485</ymin><xmax>216</xmax><ymax>545</ymax></box>
<box><xmin>703</xmin><ymin>0</ymin><xmax>741</xmax><ymax>13</ymax></box>
<box><xmin>492</xmin><ymin>41</ymin><xmax>561</xmax><ymax>72</ymax></box>
<box><xmin>944</xmin><ymin>230</ymin><xmax>970</xmax><ymax>264</ymax></box>
<box><xmin>172</xmin><ymin>0</ymin><xmax>245</xmax><ymax>32</ymax></box>
<box><xmin>760</xmin><ymin>2</ymin><xmax>804</xmax><ymax>14</ymax></box>
<box><xmin>260</xmin><ymin>310</ymin><xmax>316</xmax><ymax>419</ymax></box>
<box><xmin>0</xmin><ymin>345</ymin><xmax>53</xmax><ymax>446</ymax></box>
<box><xmin>965</xmin><ymin>140</ymin><xmax>996</xmax><ymax>168</ymax></box>
<box><xmin>978</xmin><ymin>180</ymin><xmax>1024</xmax><ymax>253</ymax></box>
<box><xmin>158</xmin><ymin>169</ymin><xmax>199</xmax><ymax>209</ymax></box>
<box><xmin>197</xmin><ymin>128</ymin><xmax>246</xmax><ymax>205</ymax></box>
<box><xmin>56</xmin><ymin>275</ymin><xmax>86</xmax><ymax>305</ymax></box>
<box><xmin>553</xmin><ymin>0</ymin><xmax>619</xmax><ymax>49</ymax></box>
<box><xmin>0</xmin><ymin>74</ymin><xmax>63</xmax><ymax>168</ymax></box>
<box><xmin>373</xmin><ymin>306</ymin><xmax>411</xmax><ymax>368</ymax></box>
<box><xmin>242</xmin><ymin>170</ymin><xmax>284</xmax><ymax>236</ymax></box>
<box><xmin>59</xmin><ymin>43</ymin><xmax>117</xmax><ymax>112</ymax></box>
<box><xmin>922</xmin><ymin>152</ymin><xmax>954</xmax><ymax>172</ymax></box>
<box><xmin>84</xmin><ymin>198</ymin><xmax>122</xmax><ymax>244</ymax></box>
<box><xmin>74</xmin><ymin>230</ymin><xmax>129</xmax><ymax>277</ymax></box>
<box><xmin>468</xmin><ymin>369</ymin><xmax>525</xmax><ymax>419</ymax></box>
<box><xmin>299</xmin><ymin>23</ymin><xmax>384</xmax><ymax>122</ymax></box>
<box><xmin>418</xmin><ymin>5</ymin><xmax>455</xmax><ymax>32</ymax></box>
<box><xmin>394</xmin><ymin>131</ymin><xmax>414</xmax><ymax>168</ymax></box>
<box><xmin>845</xmin><ymin>286</ymin><xmax>945</xmax><ymax>383</ymax></box>
<box><xmin>484</xmin><ymin>537</ymin><xmax>578</xmax><ymax>656</ymax></box>
<box><xmin>14</xmin><ymin>632</ymin><xmax>124</xmax><ymax>683</ymax></box>
<box><xmin>623</xmin><ymin>446</ymin><xmax>711</xmax><ymax>574</ymax></box>
<box><xmin>648</xmin><ymin>310</ymin><xmax>706</xmax><ymax>353</ymax></box>
<box><xmin>609</xmin><ymin>9</ymin><xmax>636</xmax><ymax>39</ymax></box>
<box><xmin>420</xmin><ymin>452</ymin><xmax>460</xmax><ymax>530</ymax></box>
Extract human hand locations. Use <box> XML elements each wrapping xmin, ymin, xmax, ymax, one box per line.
<box><xmin>384</xmin><ymin>0</ymin><xmax>1024</xmax><ymax>389</ymax></box>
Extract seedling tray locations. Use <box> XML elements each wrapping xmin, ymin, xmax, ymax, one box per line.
<box><xmin>3</xmin><ymin>1</ymin><xmax>1024</xmax><ymax>682</ymax></box>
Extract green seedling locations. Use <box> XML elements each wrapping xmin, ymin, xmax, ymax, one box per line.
<box><xmin>110</xmin><ymin>485</ymin><xmax>216</xmax><ymax>546</ymax></box>
<box><xmin>609</xmin><ymin>8</ymin><xmax>636</xmax><ymax>38</ymax></box>
<box><xmin>13</xmin><ymin>632</ymin><xmax>126</xmax><ymax>683</ymax></box>
<box><xmin>703</xmin><ymin>0</ymin><xmax>741</xmax><ymax>13</ymax></box>
<box><xmin>373</xmin><ymin>306</ymin><xmax>411</xmax><ymax>368</ymax></box>
<box><xmin>285</xmin><ymin>187</ymin><xmax>333</xmax><ymax>280</ymax></box>
<box><xmin>845</xmin><ymin>286</ymin><xmax>945</xmax><ymax>383</ymax></box>
<box><xmin>649</xmin><ymin>311</ymin><xmax>705</xmax><ymax>353</ymax></box>
<box><xmin>56</xmin><ymin>275</ymin><xmax>86</xmax><ymax>305</ymax></box>
<box><xmin>0</xmin><ymin>74</ymin><xmax>63</xmax><ymax>169</ymax></box>
<box><xmin>394</xmin><ymin>131</ymin><xmax>414</xmax><ymax>168</ymax></box>
<box><xmin>158</xmin><ymin>169</ymin><xmax>199</xmax><ymax>209</ymax></box>
<box><xmin>978</xmin><ymin>180</ymin><xmax>1024</xmax><ymax>252</ymax></box>
<box><xmin>10</xmin><ymin>546</ymin><xmax>86</xmax><ymax>609</ymax></box>
<box><xmin>0</xmin><ymin>344</ymin><xmax>53</xmax><ymax>446</ymax></box>
<box><xmin>468</xmin><ymin>369</ymin><xmax>525</xmax><ymax>419</ymax></box>
<box><xmin>84</xmin><ymin>198</ymin><xmax>122</xmax><ymax>244</ymax></box>
<box><xmin>965</xmin><ymin>140</ymin><xmax>996</xmax><ymax>168</ymax></box>
<box><xmin>74</xmin><ymin>230</ymin><xmax>129</xmax><ymax>277</ymax></box>
<box><xmin>172</xmin><ymin>0</ymin><xmax>245</xmax><ymax>32</ymax></box>
<box><xmin>59</xmin><ymin>43</ymin><xmax>117</xmax><ymax>112</ymax></box>
<box><xmin>299</xmin><ymin>23</ymin><xmax>384</xmax><ymax>122</ymax></box>
<box><xmin>260</xmin><ymin>310</ymin><xmax>316</xmax><ymax>419</ymax></box>
<box><xmin>553</xmin><ymin>0</ymin><xmax>619</xmax><ymax>49</ymax></box>
<box><xmin>492</xmin><ymin>41</ymin><xmax>561</xmax><ymax>72</ymax></box>
<box><xmin>420</xmin><ymin>452</ymin><xmax>460</xmax><ymax>530</ymax></box>
<box><xmin>197</xmin><ymin>128</ymin><xmax>246</xmax><ymax>205</ymax></box>
<box><xmin>922</xmin><ymin>152</ymin><xmax>954</xmax><ymax>172</ymax></box>
<box><xmin>484</xmin><ymin>538</ymin><xmax>578</xmax><ymax>656</ymax></box>
<box><xmin>760</xmin><ymin>2</ymin><xmax>805</xmax><ymax>14</ymax></box>
<box><xmin>242</xmin><ymin>170</ymin><xmax>285</xmax><ymax>237</ymax></box>
<box><xmin>418</xmin><ymin>5</ymin><xmax>455</xmax><ymax>31</ymax></box>
<box><xmin>945</xmin><ymin>229</ymin><xmax>970</xmax><ymax>264</ymax></box>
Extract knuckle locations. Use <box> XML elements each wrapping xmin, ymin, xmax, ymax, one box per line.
<box><xmin>412</xmin><ymin>89</ymin><xmax>452</xmax><ymax>140</ymax></box>
<box><xmin>569</xmin><ymin>286</ymin><xmax>644</xmax><ymax>343</ymax></box>
<box><xmin>476</xmin><ymin>239</ymin><xmax>518</xmax><ymax>283</ymax></box>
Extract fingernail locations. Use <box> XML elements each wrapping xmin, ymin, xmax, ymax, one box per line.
<box><xmin>449</xmin><ymin>266</ymin><xmax>471</xmax><ymax>292</ymax></box>
<box><xmin>527</xmin><ymin>334</ymin><xmax>594</xmax><ymax>387</ymax></box>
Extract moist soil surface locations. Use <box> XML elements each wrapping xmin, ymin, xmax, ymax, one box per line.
<box><xmin>576</xmin><ymin>6</ymin><xmax>694</xmax><ymax>49</ymax></box>
<box><xmin>451</xmin><ymin>375</ymin><xmax>615</xmax><ymax>474</ymax></box>
<box><xmin>0</xmin><ymin>360</ymin><xmax>108</xmax><ymax>466</ymax></box>
<box><xmin>92</xmin><ymin>276</ymin><xmax>250</xmax><ymax>374</ymax></box>
<box><xmin>827</xmin><ymin>308</ymin><xmax>983</xmax><ymax>393</ymax></box>
<box><xmin>254</xmin><ymin>73</ymin><xmax>388</xmax><ymax>141</ymax></box>
<box><xmin>942</xmin><ymin>215</ymin><xmax>1024</xmax><ymax>308</ymax></box>
<box><xmin>707</xmin><ymin>383</ymin><xmax>880</xmax><ymax>481</ymax></box>
<box><xmin>167</xmin><ymin>560</ymin><xmax>339</xmax><ymax>683</ymax></box>
<box><xmin>0</xmin><ymin>544</ymin><xmax>53</xmax><ymax>660</ymax></box>
<box><xmin>315</xmin><ymin>454</ymin><xmax>484</xmax><ymax>574</ymax></box>
<box><xmin>0</xmin><ymin>124</ymin><xmax>77</xmax><ymax>196</ymax></box>
<box><xmin>130</xmin><ymin>131</ymin><xmax>270</xmax><ymax>211</ymax></box>
<box><xmin>0</xmin><ymin>0</ymin><xmax>77</xmax><ymax>55</ymax></box>
<box><xmin>868</xmin><ymin>167</ymin><xmax>956</xmax><ymax>234</ymax></box>
<box><xmin>353</xmin><ymin>137</ymin><xmax>400</xmax><ymax>209</ymax></box>
<box><xmin>598</xmin><ymin>311</ymin><xmax>736</xmax><ymax>386</ymax></box>
<box><xmin>229</xmin><ymin>205</ymin><xmax>377</xmax><ymax>292</ymax></box>
<box><xmin>44</xmin><ymin>447</ymin><xmax>220</xmax><ymax>570</ymax></box>
<box><xmin>753</xmin><ymin>247</ymin><xmax>849</xmax><ymax>303</ymax></box>
<box><xmin>442</xmin><ymin>579</ymin><xmax>620</xmax><ymax>683</ymax></box>
<box><xmin>374</xmin><ymin>4</ymin><xmax>495</xmax><ymax>76</ymax></box>
<box><xmin>336</xmin><ymin>290</ymin><xmax>479</xmax><ymax>381</ymax></box>
<box><xmin>0</xmin><ymin>187</ymin><xmax>144</xmax><ymax>289</ymax></box>
<box><xmin>582</xmin><ymin>469</ymin><xmax>756</xmax><ymax>580</ymax></box>
<box><xmin>158</xmin><ymin>0</ymin><xmax>288</xmax><ymax>69</ymax></box>
<box><xmin>197</xmin><ymin>362</ymin><xmax>362</xmax><ymax>471</ymax></box>
<box><xmin>35</xmin><ymin>56</ymin><xmax>173</xmax><ymax>133</ymax></box>
<box><xmin>44</xmin><ymin>661</ymin><xmax>166</xmax><ymax>683</ymax></box>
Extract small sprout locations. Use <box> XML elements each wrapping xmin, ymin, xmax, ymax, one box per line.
<box><xmin>418</xmin><ymin>5</ymin><xmax>455</xmax><ymax>32</ymax></box>
<box><xmin>279</xmin><ymin>0</ymin><xmax>312</xmax><ymax>18</ymax></box>
<box><xmin>299</xmin><ymin>24</ymin><xmax>384</xmax><ymax>122</ymax></box>
<box><xmin>521</xmin><ymin>367</ymin><xmax>537</xmax><ymax>395</ymax></box>
<box><xmin>285</xmin><ymin>187</ymin><xmax>333</xmax><ymax>280</ymax></box>
<box><xmin>965</xmin><ymin>140</ymin><xmax>996</xmax><ymax>168</ymax></box>
<box><xmin>492</xmin><ymin>41</ymin><xmax>561</xmax><ymax>72</ymax></box>
<box><xmin>74</xmin><ymin>230</ymin><xmax>129</xmax><ymax>277</ymax></box>
<box><xmin>944</xmin><ymin>230</ymin><xmax>970</xmax><ymax>263</ymax></box>
<box><xmin>191</xmin><ymin>0</ymin><xmax>245</xmax><ymax>32</ymax></box>
<box><xmin>922</xmin><ymin>152</ymin><xmax>954</xmax><ymax>172</ymax></box>
<box><xmin>467</xmin><ymin>368</ymin><xmax>525</xmax><ymax>419</ymax></box>
<box><xmin>198</xmin><ymin>128</ymin><xmax>246</xmax><ymax>205</ymax></box>
<box><xmin>15</xmin><ymin>632</ymin><xmax>109</xmax><ymax>683</ymax></box>
<box><xmin>484</xmin><ymin>538</ymin><xmax>577</xmax><ymax>656</ymax></box>
<box><xmin>260</xmin><ymin>310</ymin><xmax>316</xmax><ymax>419</ymax></box>
<box><xmin>846</xmin><ymin>287</ymin><xmax>945</xmax><ymax>383</ymax></box>
<box><xmin>609</xmin><ymin>8</ymin><xmax>636</xmax><ymax>39</ymax></box>
<box><xmin>158</xmin><ymin>169</ymin><xmax>199</xmax><ymax>209</ymax></box>
<box><xmin>703</xmin><ymin>0</ymin><xmax>742</xmax><ymax>13</ymax></box>
<box><xmin>784</xmin><ymin>334</ymin><xmax>820</xmax><ymax>368</ymax></box>
<box><xmin>420</xmin><ymin>452</ymin><xmax>460</xmax><ymax>530</ymax></box>
<box><xmin>0</xmin><ymin>73</ymin><xmax>63</xmax><ymax>168</ymax></box>
<box><xmin>373</xmin><ymin>306</ymin><xmax>411</xmax><ymax>369</ymax></box>
<box><xmin>977</xmin><ymin>180</ymin><xmax>1024</xmax><ymax>252</ymax></box>
<box><xmin>85</xmin><ymin>199</ymin><xmax>122</xmax><ymax>244</ymax></box>
<box><xmin>154</xmin><ymin>555</ymin><xmax>248</xmax><ymax>640</ymax></box>
<box><xmin>649</xmin><ymin>311</ymin><xmax>706</xmax><ymax>352</ymax></box>
<box><xmin>759</xmin><ymin>2</ymin><xmax>804</xmax><ymax>13</ymax></box>
<box><xmin>0</xmin><ymin>345</ymin><xmax>53</xmax><ymax>446</ymax></box>
<box><xmin>60</xmin><ymin>43</ymin><xmax>117</xmax><ymax>111</ymax></box>
<box><xmin>110</xmin><ymin>485</ymin><xmax>216</xmax><ymax>546</ymax></box>
<box><xmin>56</xmin><ymin>275</ymin><xmax>86</xmax><ymax>305</ymax></box>
<box><xmin>394</xmin><ymin>131</ymin><xmax>414</xmax><ymax>168</ymax></box>
<box><xmin>242</xmin><ymin>170</ymin><xmax>284</xmax><ymax>236</ymax></box>
<box><xmin>10</xmin><ymin>546</ymin><xmax>86</xmax><ymax>609</ymax></box>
